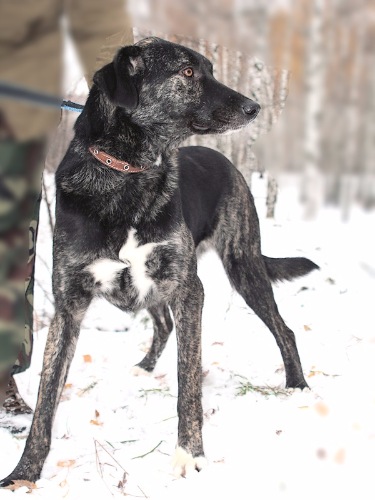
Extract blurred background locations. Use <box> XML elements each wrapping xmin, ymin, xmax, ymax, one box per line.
<box><xmin>53</xmin><ymin>0</ymin><xmax>375</xmax><ymax>220</ymax></box>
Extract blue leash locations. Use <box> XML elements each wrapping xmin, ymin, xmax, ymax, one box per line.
<box><xmin>0</xmin><ymin>81</ymin><xmax>84</xmax><ymax>113</ymax></box>
<box><xmin>61</xmin><ymin>100</ymin><xmax>84</xmax><ymax>113</ymax></box>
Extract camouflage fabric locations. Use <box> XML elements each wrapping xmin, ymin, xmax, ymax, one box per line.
<box><xmin>0</xmin><ymin>139</ymin><xmax>44</xmax><ymax>375</ymax></box>
<box><xmin>0</xmin><ymin>0</ymin><xmax>133</xmax><ymax>382</ymax></box>
<box><xmin>0</xmin><ymin>0</ymin><xmax>133</xmax><ymax>142</ymax></box>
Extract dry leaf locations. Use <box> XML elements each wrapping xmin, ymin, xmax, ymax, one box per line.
<box><xmin>118</xmin><ymin>472</ymin><xmax>128</xmax><ymax>493</ymax></box>
<box><xmin>57</xmin><ymin>459</ymin><xmax>76</xmax><ymax>468</ymax></box>
<box><xmin>83</xmin><ymin>354</ymin><xmax>92</xmax><ymax>363</ymax></box>
<box><xmin>4</xmin><ymin>480</ymin><xmax>37</xmax><ymax>492</ymax></box>
<box><xmin>334</xmin><ymin>448</ymin><xmax>346</xmax><ymax>464</ymax></box>
<box><xmin>90</xmin><ymin>419</ymin><xmax>102</xmax><ymax>426</ymax></box>
<box><xmin>308</xmin><ymin>370</ymin><xmax>323</xmax><ymax>378</ymax></box>
<box><xmin>95</xmin><ymin>409</ymin><xmax>100</xmax><ymax>418</ymax></box>
<box><xmin>64</xmin><ymin>383</ymin><xmax>73</xmax><ymax>389</ymax></box>
<box><xmin>304</xmin><ymin>325</ymin><xmax>312</xmax><ymax>331</ymax></box>
<box><xmin>315</xmin><ymin>402</ymin><xmax>329</xmax><ymax>416</ymax></box>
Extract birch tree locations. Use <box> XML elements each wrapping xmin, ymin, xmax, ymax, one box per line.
<box><xmin>301</xmin><ymin>0</ymin><xmax>326</xmax><ymax>218</ymax></box>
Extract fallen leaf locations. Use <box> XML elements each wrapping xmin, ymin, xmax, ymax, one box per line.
<box><xmin>90</xmin><ymin>419</ymin><xmax>103</xmax><ymax>426</ymax></box>
<box><xmin>304</xmin><ymin>325</ymin><xmax>312</xmax><ymax>331</ymax></box>
<box><xmin>64</xmin><ymin>383</ymin><xmax>73</xmax><ymax>389</ymax></box>
<box><xmin>117</xmin><ymin>472</ymin><xmax>128</xmax><ymax>493</ymax></box>
<box><xmin>57</xmin><ymin>459</ymin><xmax>76</xmax><ymax>468</ymax></box>
<box><xmin>4</xmin><ymin>480</ymin><xmax>37</xmax><ymax>492</ymax></box>
<box><xmin>95</xmin><ymin>409</ymin><xmax>100</xmax><ymax>418</ymax></box>
<box><xmin>334</xmin><ymin>448</ymin><xmax>346</xmax><ymax>464</ymax></box>
<box><xmin>315</xmin><ymin>402</ymin><xmax>329</xmax><ymax>416</ymax></box>
<box><xmin>83</xmin><ymin>354</ymin><xmax>92</xmax><ymax>363</ymax></box>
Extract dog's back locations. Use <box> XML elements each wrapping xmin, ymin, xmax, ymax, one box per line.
<box><xmin>179</xmin><ymin>146</ymin><xmax>318</xmax><ymax>282</ymax></box>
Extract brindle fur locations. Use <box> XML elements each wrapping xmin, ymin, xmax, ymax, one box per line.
<box><xmin>1</xmin><ymin>37</ymin><xmax>318</xmax><ymax>485</ymax></box>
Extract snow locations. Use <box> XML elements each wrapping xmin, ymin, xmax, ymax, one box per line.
<box><xmin>1</xmin><ymin>173</ymin><xmax>375</xmax><ymax>499</ymax></box>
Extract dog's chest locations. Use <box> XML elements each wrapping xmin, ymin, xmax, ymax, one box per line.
<box><xmin>87</xmin><ymin>228</ymin><xmax>170</xmax><ymax>304</ymax></box>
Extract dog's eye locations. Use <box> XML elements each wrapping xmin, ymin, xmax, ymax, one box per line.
<box><xmin>181</xmin><ymin>67</ymin><xmax>194</xmax><ymax>78</ymax></box>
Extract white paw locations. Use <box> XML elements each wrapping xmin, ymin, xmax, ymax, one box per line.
<box><xmin>287</xmin><ymin>386</ymin><xmax>311</xmax><ymax>394</ymax></box>
<box><xmin>172</xmin><ymin>446</ymin><xmax>207</xmax><ymax>478</ymax></box>
<box><xmin>130</xmin><ymin>365</ymin><xmax>151</xmax><ymax>377</ymax></box>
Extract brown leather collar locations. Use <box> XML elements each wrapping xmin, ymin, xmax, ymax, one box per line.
<box><xmin>89</xmin><ymin>146</ymin><xmax>148</xmax><ymax>173</ymax></box>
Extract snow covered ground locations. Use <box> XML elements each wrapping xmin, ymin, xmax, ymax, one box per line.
<box><xmin>1</xmin><ymin>173</ymin><xmax>375</xmax><ymax>499</ymax></box>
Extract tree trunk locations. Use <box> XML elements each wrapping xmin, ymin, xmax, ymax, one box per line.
<box><xmin>266</xmin><ymin>176</ymin><xmax>278</xmax><ymax>219</ymax></box>
<box><xmin>302</xmin><ymin>0</ymin><xmax>325</xmax><ymax>218</ymax></box>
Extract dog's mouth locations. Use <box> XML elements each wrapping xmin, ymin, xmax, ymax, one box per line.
<box><xmin>190</xmin><ymin>120</ymin><xmax>248</xmax><ymax>136</ymax></box>
<box><xmin>190</xmin><ymin>115</ymin><xmax>254</xmax><ymax>136</ymax></box>
<box><xmin>191</xmin><ymin>122</ymin><xmax>211</xmax><ymax>133</ymax></box>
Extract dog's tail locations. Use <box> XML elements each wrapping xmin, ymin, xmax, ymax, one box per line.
<box><xmin>263</xmin><ymin>256</ymin><xmax>319</xmax><ymax>283</ymax></box>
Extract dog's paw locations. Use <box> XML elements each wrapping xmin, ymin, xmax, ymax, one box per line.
<box><xmin>286</xmin><ymin>386</ymin><xmax>311</xmax><ymax>394</ymax></box>
<box><xmin>130</xmin><ymin>365</ymin><xmax>152</xmax><ymax>377</ymax></box>
<box><xmin>172</xmin><ymin>446</ymin><xmax>207</xmax><ymax>478</ymax></box>
<box><xmin>285</xmin><ymin>378</ymin><xmax>310</xmax><ymax>391</ymax></box>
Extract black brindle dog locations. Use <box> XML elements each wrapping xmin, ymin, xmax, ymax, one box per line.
<box><xmin>1</xmin><ymin>37</ymin><xmax>318</xmax><ymax>484</ymax></box>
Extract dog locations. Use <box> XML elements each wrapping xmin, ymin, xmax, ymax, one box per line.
<box><xmin>0</xmin><ymin>37</ymin><xmax>318</xmax><ymax>485</ymax></box>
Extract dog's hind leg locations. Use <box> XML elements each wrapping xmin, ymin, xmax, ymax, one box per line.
<box><xmin>0</xmin><ymin>301</ymin><xmax>90</xmax><ymax>486</ymax></box>
<box><xmin>223</xmin><ymin>252</ymin><xmax>308</xmax><ymax>389</ymax></box>
<box><xmin>135</xmin><ymin>303</ymin><xmax>173</xmax><ymax>373</ymax></box>
<box><xmin>213</xmin><ymin>177</ymin><xmax>308</xmax><ymax>389</ymax></box>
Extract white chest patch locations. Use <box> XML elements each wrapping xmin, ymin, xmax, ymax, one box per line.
<box><xmin>119</xmin><ymin>228</ymin><xmax>168</xmax><ymax>302</ymax></box>
<box><xmin>87</xmin><ymin>259</ymin><xmax>130</xmax><ymax>293</ymax></box>
<box><xmin>88</xmin><ymin>228</ymin><xmax>169</xmax><ymax>302</ymax></box>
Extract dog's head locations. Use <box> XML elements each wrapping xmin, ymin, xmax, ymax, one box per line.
<box><xmin>93</xmin><ymin>37</ymin><xmax>260</xmax><ymax>138</ymax></box>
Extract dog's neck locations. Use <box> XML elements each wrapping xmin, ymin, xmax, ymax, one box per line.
<box><xmin>62</xmin><ymin>88</ymin><xmax>182</xmax><ymax>223</ymax></box>
<box><xmin>76</xmin><ymin>88</ymin><xmax>185</xmax><ymax>170</ymax></box>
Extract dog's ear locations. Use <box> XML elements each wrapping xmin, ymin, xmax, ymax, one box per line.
<box><xmin>93</xmin><ymin>45</ymin><xmax>144</xmax><ymax>113</ymax></box>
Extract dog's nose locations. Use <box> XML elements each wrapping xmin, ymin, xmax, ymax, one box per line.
<box><xmin>242</xmin><ymin>102</ymin><xmax>261</xmax><ymax>120</ymax></box>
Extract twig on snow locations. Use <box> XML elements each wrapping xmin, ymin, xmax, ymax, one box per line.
<box><xmin>131</xmin><ymin>440</ymin><xmax>164</xmax><ymax>460</ymax></box>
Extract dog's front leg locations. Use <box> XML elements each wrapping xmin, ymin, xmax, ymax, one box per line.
<box><xmin>170</xmin><ymin>275</ymin><xmax>206</xmax><ymax>477</ymax></box>
<box><xmin>0</xmin><ymin>306</ymin><xmax>88</xmax><ymax>486</ymax></box>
